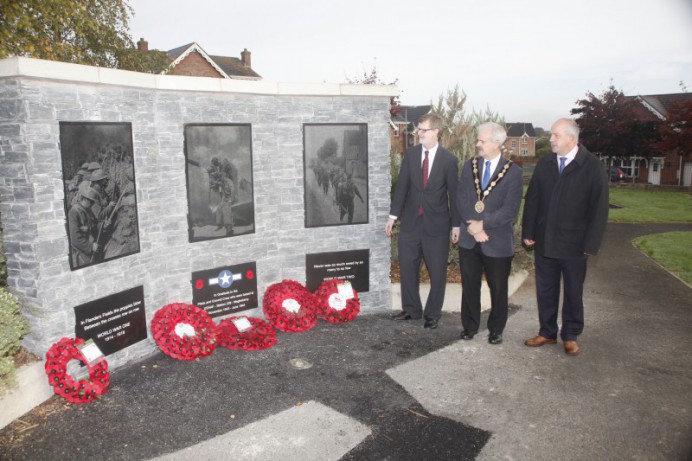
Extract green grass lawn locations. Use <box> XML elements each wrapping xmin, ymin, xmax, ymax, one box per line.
<box><xmin>633</xmin><ymin>231</ymin><xmax>692</xmax><ymax>285</ymax></box>
<box><xmin>516</xmin><ymin>186</ymin><xmax>692</xmax><ymax>282</ymax></box>
<box><xmin>608</xmin><ymin>189</ymin><xmax>692</xmax><ymax>223</ymax></box>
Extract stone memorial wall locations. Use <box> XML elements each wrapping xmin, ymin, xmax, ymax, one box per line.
<box><xmin>0</xmin><ymin>57</ymin><xmax>396</xmax><ymax>369</ymax></box>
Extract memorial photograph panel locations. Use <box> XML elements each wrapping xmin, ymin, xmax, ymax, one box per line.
<box><xmin>303</xmin><ymin>124</ymin><xmax>368</xmax><ymax>228</ymax></box>
<box><xmin>59</xmin><ymin>122</ymin><xmax>140</xmax><ymax>271</ymax></box>
<box><xmin>184</xmin><ymin>124</ymin><xmax>255</xmax><ymax>242</ymax></box>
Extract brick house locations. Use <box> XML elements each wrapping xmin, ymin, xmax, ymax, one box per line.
<box><xmin>618</xmin><ymin>92</ymin><xmax>692</xmax><ymax>186</ymax></box>
<box><xmin>136</xmin><ymin>38</ymin><xmax>261</xmax><ymax>80</ymax></box>
<box><xmin>390</xmin><ymin>105</ymin><xmax>431</xmax><ymax>155</ymax></box>
<box><xmin>503</xmin><ymin>122</ymin><xmax>536</xmax><ymax>158</ymax></box>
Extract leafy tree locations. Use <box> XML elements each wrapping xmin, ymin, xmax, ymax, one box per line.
<box><xmin>653</xmin><ymin>94</ymin><xmax>692</xmax><ymax>158</ymax></box>
<box><xmin>535</xmin><ymin>137</ymin><xmax>552</xmax><ymax>157</ymax></box>
<box><xmin>0</xmin><ymin>0</ymin><xmax>168</xmax><ymax>73</ymax></box>
<box><xmin>571</xmin><ymin>84</ymin><xmax>659</xmax><ymax>159</ymax></box>
<box><xmin>432</xmin><ymin>84</ymin><xmax>504</xmax><ymax>164</ymax></box>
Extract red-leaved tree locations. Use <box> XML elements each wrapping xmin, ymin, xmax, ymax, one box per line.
<box><xmin>571</xmin><ymin>85</ymin><xmax>659</xmax><ymax>159</ymax></box>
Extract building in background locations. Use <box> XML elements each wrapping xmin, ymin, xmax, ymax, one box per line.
<box><xmin>390</xmin><ymin>105</ymin><xmax>431</xmax><ymax>155</ymax></box>
<box><xmin>504</xmin><ymin>122</ymin><xmax>536</xmax><ymax>158</ymax></box>
<box><xmin>136</xmin><ymin>38</ymin><xmax>261</xmax><ymax>80</ymax></box>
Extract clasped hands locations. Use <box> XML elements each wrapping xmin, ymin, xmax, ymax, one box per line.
<box><xmin>466</xmin><ymin>219</ymin><xmax>489</xmax><ymax>243</ymax></box>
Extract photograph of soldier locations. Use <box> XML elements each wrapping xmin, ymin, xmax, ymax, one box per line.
<box><xmin>184</xmin><ymin>124</ymin><xmax>255</xmax><ymax>242</ymax></box>
<box><xmin>304</xmin><ymin>124</ymin><xmax>368</xmax><ymax>228</ymax></box>
<box><xmin>60</xmin><ymin>122</ymin><xmax>140</xmax><ymax>270</ymax></box>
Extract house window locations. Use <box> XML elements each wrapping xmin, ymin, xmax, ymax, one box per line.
<box><xmin>511</xmin><ymin>140</ymin><xmax>516</xmax><ymax>148</ymax></box>
<box><xmin>521</xmin><ymin>149</ymin><xmax>528</xmax><ymax>157</ymax></box>
<box><xmin>393</xmin><ymin>126</ymin><xmax>399</xmax><ymax>136</ymax></box>
<box><xmin>521</xmin><ymin>135</ymin><xmax>528</xmax><ymax>144</ymax></box>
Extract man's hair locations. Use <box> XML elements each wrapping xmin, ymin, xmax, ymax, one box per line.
<box><xmin>476</xmin><ymin>122</ymin><xmax>507</xmax><ymax>145</ymax></box>
<box><xmin>418</xmin><ymin>112</ymin><xmax>443</xmax><ymax>130</ymax></box>
<box><xmin>554</xmin><ymin>118</ymin><xmax>580</xmax><ymax>142</ymax></box>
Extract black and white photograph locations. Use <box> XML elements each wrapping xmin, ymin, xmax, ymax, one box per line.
<box><xmin>304</xmin><ymin>123</ymin><xmax>368</xmax><ymax>228</ymax></box>
<box><xmin>184</xmin><ymin>124</ymin><xmax>255</xmax><ymax>242</ymax></box>
<box><xmin>60</xmin><ymin>122</ymin><xmax>140</xmax><ymax>271</ymax></box>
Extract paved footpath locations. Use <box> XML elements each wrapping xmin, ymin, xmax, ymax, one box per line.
<box><xmin>1</xmin><ymin>223</ymin><xmax>690</xmax><ymax>460</ymax></box>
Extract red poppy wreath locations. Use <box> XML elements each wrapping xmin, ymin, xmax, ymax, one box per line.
<box><xmin>44</xmin><ymin>337</ymin><xmax>110</xmax><ymax>405</ymax></box>
<box><xmin>314</xmin><ymin>279</ymin><xmax>360</xmax><ymax>324</ymax></box>
<box><xmin>262</xmin><ymin>280</ymin><xmax>317</xmax><ymax>333</ymax></box>
<box><xmin>150</xmin><ymin>303</ymin><xmax>217</xmax><ymax>360</ymax></box>
<box><xmin>216</xmin><ymin>316</ymin><xmax>277</xmax><ymax>351</ymax></box>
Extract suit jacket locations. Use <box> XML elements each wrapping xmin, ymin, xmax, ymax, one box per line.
<box><xmin>390</xmin><ymin>144</ymin><xmax>459</xmax><ymax>237</ymax></box>
<box><xmin>457</xmin><ymin>156</ymin><xmax>523</xmax><ymax>257</ymax></box>
<box><xmin>522</xmin><ymin>145</ymin><xmax>609</xmax><ymax>258</ymax></box>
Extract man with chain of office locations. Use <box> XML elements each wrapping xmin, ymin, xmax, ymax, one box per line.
<box><xmin>455</xmin><ymin>122</ymin><xmax>523</xmax><ymax>344</ymax></box>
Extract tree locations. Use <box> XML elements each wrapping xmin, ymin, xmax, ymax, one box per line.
<box><xmin>346</xmin><ymin>64</ymin><xmax>400</xmax><ymax>116</ymax></box>
<box><xmin>571</xmin><ymin>84</ymin><xmax>659</xmax><ymax>159</ymax></box>
<box><xmin>535</xmin><ymin>137</ymin><xmax>551</xmax><ymax>157</ymax></box>
<box><xmin>0</xmin><ymin>0</ymin><xmax>168</xmax><ymax>73</ymax></box>
<box><xmin>653</xmin><ymin>95</ymin><xmax>692</xmax><ymax>158</ymax></box>
<box><xmin>432</xmin><ymin>84</ymin><xmax>504</xmax><ymax>164</ymax></box>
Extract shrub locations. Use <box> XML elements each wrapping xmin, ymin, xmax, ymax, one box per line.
<box><xmin>0</xmin><ymin>288</ymin><xmax>29</xmax><ymax>395</ymax></box>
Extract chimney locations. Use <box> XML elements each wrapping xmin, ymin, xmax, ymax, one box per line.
<box><xmin>137</xmin><ymin>38</ymin><xmax>148</xmax><ymax>53</ymax></box>
<box><xmin>241</xmin><ymin>48</ymin><xmax>251</xmax><ymax>68</ymax></box>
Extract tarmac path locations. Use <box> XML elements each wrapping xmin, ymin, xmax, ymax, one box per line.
<box><xmin>0</xmin><ymin>223</ymin><xmax>690</xmax><ymax>460</ymax></box>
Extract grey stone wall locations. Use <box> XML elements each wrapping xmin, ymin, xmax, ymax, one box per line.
<box><xmin>0</xmin><ymin>64</ymin><xmax>393</xmax><ymax>370</ymax></box>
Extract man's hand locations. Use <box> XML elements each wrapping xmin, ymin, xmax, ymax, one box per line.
<box><xmin>466</xmin><ymin>219</ymin><xmax>483</xmax><ymax>236</ymax></box>
<box><xmin>451</xmin><ymin>227</ymin><xmax>460</xmax><ymax>244</ymax></box>
<box><xmin>385</xmin><ymin>218</ymin><xmax>395</xmax><ymax>237</ymax></box>
<box><xmin>474</xmin><ymin>230</ymin><xmax>489</xmax><ymax>243</ymax></box>
<box><xmin>523</xmin><ymin>238</ymin><xmax>535</xmax><ymax>247</ymax></box>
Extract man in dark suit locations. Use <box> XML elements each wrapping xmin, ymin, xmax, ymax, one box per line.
<box><xmin>456</xmin><ymin>122</ymin><xmax>523</xmax><ymax>344</ymax></box>
<box><xmin>522</xmin><ymin>118</ymin><xmax>609</xmax><ymax>356</ymax></box>
<box><xmin>386</xmin><ymin>113</ymin><xmax>460</xmax><ymax>329</ymax></box>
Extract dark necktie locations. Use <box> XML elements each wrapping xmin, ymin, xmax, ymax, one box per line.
<box><xmin>482</xmin><ymin>160</ymin><xmax>491</xmax><ymax>190</ymax></box>
<box><xmin>418</xmin><ymin>150</ymin><xmax>429</xmax><ymax>216</ymax></box>
<box><xmin>422</xmin><ymin>150</ymin><xmax>429</xmax><ymax>188</ymax></box>
<box><xmin>559</xmin><ymin>157</ymin><xmax>566</xmax><ymax>175</ymax></box>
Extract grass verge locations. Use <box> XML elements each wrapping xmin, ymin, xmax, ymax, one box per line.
<box><xmin>609</xmin><ymin>189</ymin><xmax>692</xmax><ymax>223</ymax></box>
<box><xmin>633</xmin><ymin>231</ymin><xmax>692</xmax><ymax>285</ymax></box>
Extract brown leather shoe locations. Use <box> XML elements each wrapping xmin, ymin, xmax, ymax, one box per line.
<box><xmin>564</xmin><ymin>340</ymin><xmax>580</xmax><ymax>356</ymax></box>
<box><xmin>524</xmin><ymin>335</ymin><xmax>557</xmax><ymax>347</ymax></box>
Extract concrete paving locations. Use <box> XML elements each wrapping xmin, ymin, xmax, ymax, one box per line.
<box><xmin>1</xmin><ymin>223</ymin><xmax>691</xmax><ymax>460</ymax></box>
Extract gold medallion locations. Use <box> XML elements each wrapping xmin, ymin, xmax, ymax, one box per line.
<box><xmin>474</xmin><ymin>201</ymin><xmax>485</xmax><ymax>213</ymax></box>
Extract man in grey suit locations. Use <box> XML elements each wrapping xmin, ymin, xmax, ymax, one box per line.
<box><xmin>385</xmin><ymin>113</ymin><xmax>460</xmax><ymax>329</ymax></box>
<box><xmin>456</xmin><ymin>122</ymin><xmax>523</xmax><ymax>344</ymax></box>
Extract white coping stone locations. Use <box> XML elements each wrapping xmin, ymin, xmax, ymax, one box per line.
<box><xmin>0</xmin><ymin>56</ymin><xmax>399</xmax><ymax>97</ymax></box>
<box><xmin>0</xmin><ymin>361</ymin><xmax>54</xmax><ymax>431</ymax></box>
<box><xmin>150</xmin><ymin>400</ymin><xmax>371</xmax><ymax>461</ymax></box>
<box><xmin>99</xmin><ymin>66</ymin><xmax>157</xmax><ymax>89</ymax></box>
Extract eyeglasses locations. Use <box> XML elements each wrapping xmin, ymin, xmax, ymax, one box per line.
<box><xmin>417</xmin><ymin>128</ymin><xmax>436</xmax><ymax>133</ymax></box>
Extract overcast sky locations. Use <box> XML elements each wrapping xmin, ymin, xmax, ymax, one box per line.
<box><xmin>128</xmin><ymin>0</ymin><xmax>691</xmax><ymax>129</ymax></box>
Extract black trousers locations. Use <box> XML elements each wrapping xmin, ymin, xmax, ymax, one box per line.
<box><xmin>398</xmin><ymin>218</ymin><xmax>450</xmax><ymax>321</ymax></box>
<box><xmin>534</xmin><ymin>253</ymin><xmax>587</xmax><ymax>341</ymax></box>
<box><xmin>459</xmin><ymin>244</ymin><xmax>513</xmax><ymax>335</ymax></box>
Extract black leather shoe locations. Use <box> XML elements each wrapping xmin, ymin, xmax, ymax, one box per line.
<box><xmin>392</xmin><ymin>311</ymin><xmax>414</xmax><ymax>321</ymax></box>
<box><xmin>488</xmin><ymin>333</ymin><xmax>503</xmax><ymax>345</ymax></box>
<box><xmin>423</xmin><ymin>318</ymin><xmax>439</xmax><ymax>329</ymax></box>
<box><xmin>460</xmin><ymin>330</ymin><xmax>477</xmax><ymax>340</ymax></box>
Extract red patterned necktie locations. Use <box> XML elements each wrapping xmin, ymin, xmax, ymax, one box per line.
<box><xmin>418</xmin><ymin>150</ymin><xmax>429</xmax><ymax>216</ymax></box>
